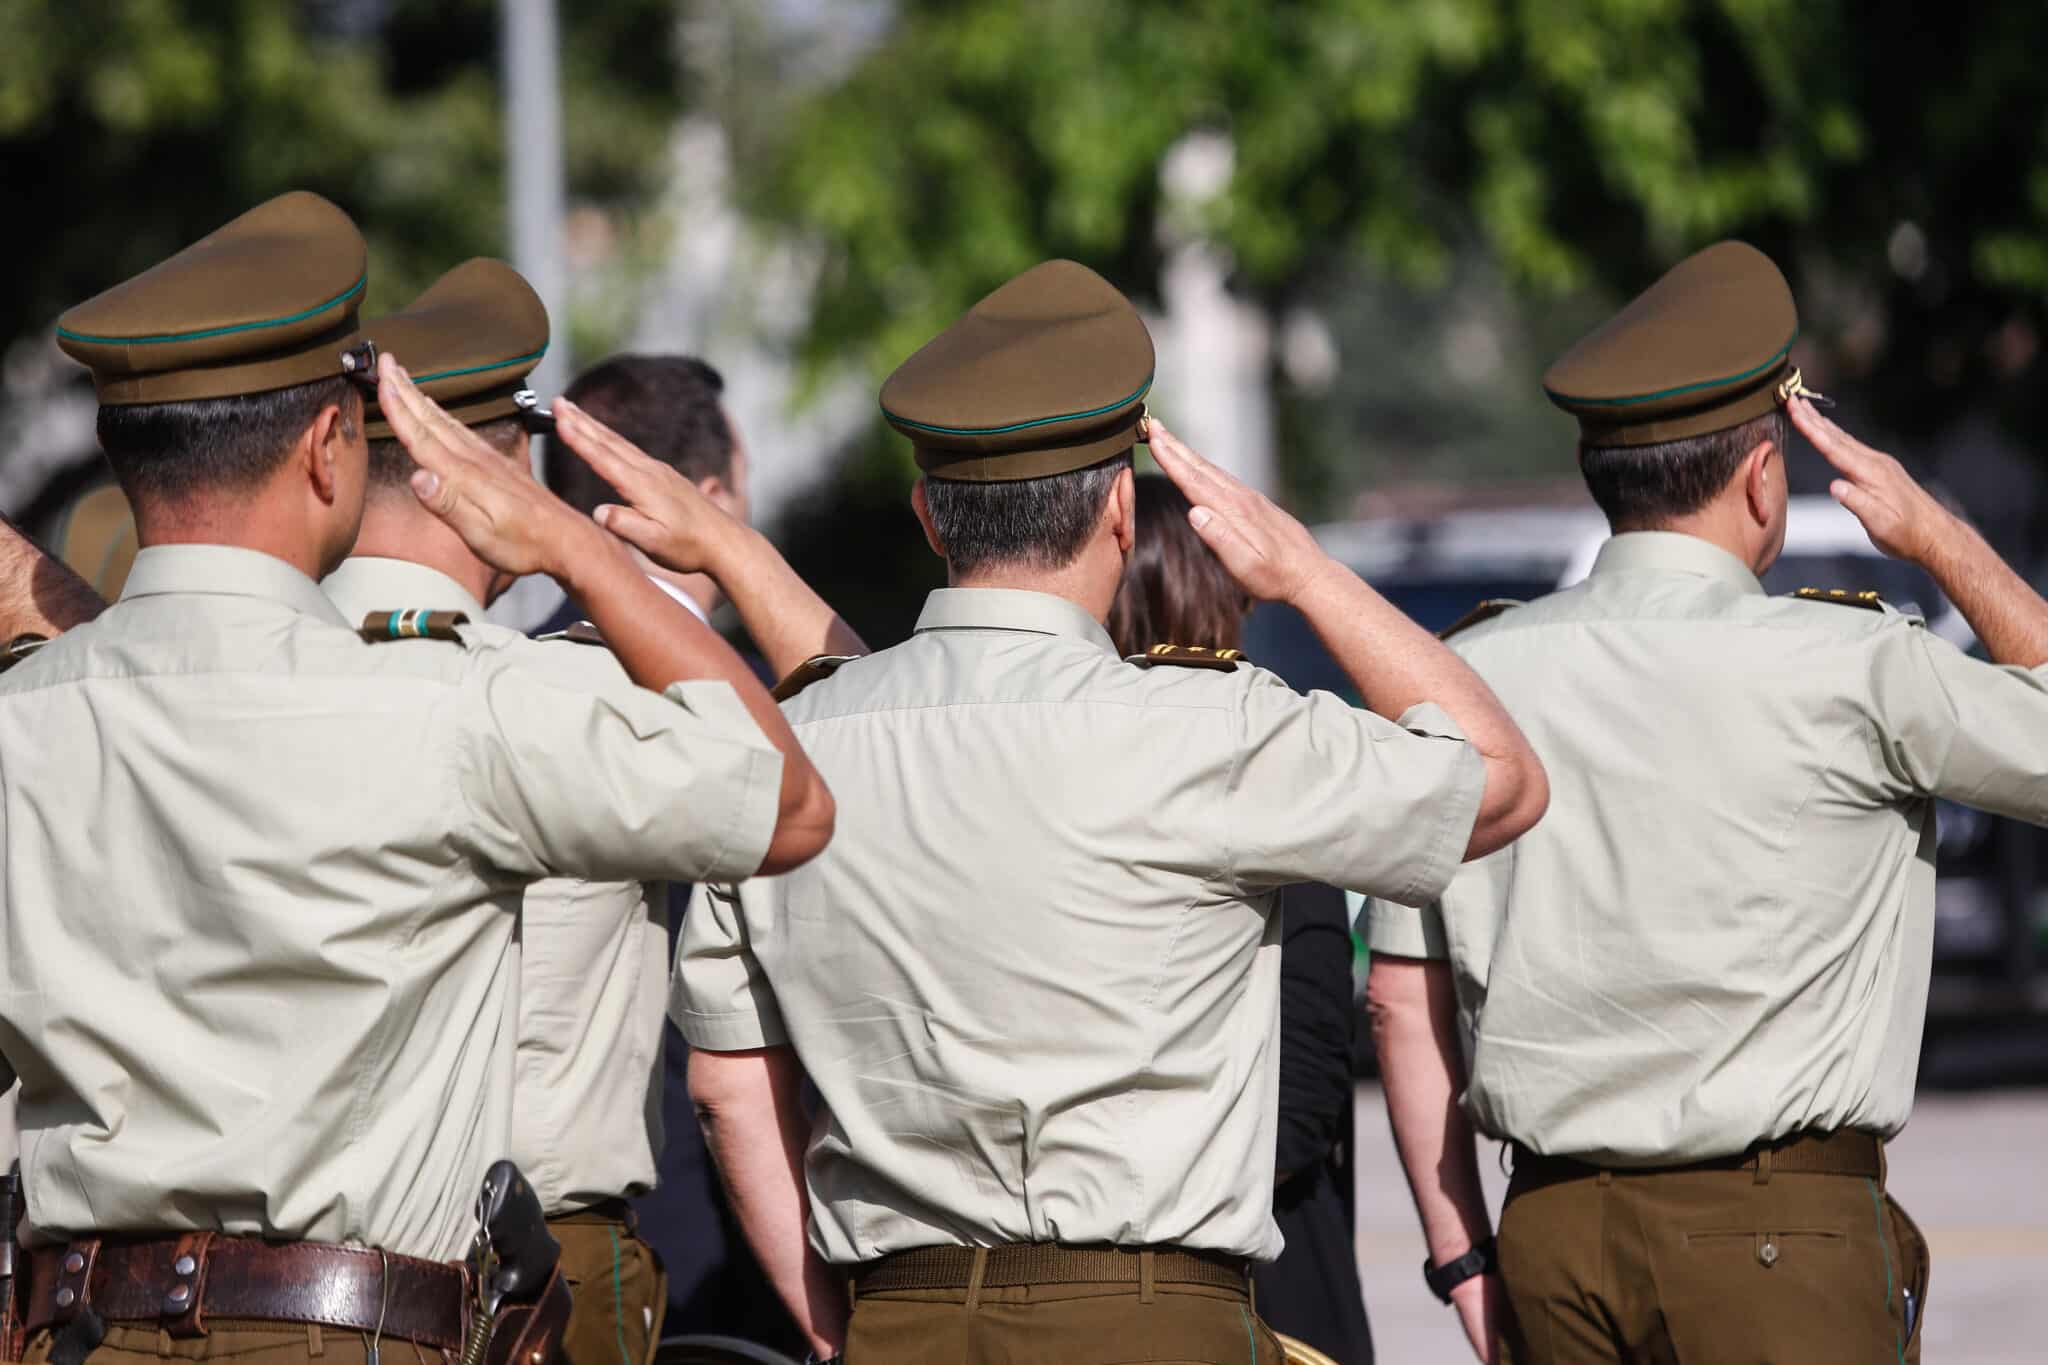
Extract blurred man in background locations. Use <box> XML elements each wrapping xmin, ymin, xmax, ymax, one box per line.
<box><xmin>1368</xmin><ymin>241</ymin><xmax>2048</xmax><ymax>1364</ymax></box>
<box><xmin>541</xmin><ymin>352</ymin><xmax>864</xmax><ymax>1354</ymax></box>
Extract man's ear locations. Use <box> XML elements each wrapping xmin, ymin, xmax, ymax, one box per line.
<box><xmin>1742</xmin><ymin>438</ymin><xmax>1776</xmax><ymax>527</ymax></box>
<box><xmin>304</xmin><ymin>401</ymin><xmax>349</xmax><ymax>507</ymax></box>
<box><xmin>1109</xmin><ymin>464</ymin><xmax>1136</xmax><ymax>555</ymax></box>
<box><xmin>910</xmin><ymin>478</ymin><xmax>946</xmax><ymax>559</ymax></box>
<box><xmin>697</xmin><ymin>473</ymin><xmax>739</xmax><ymax>517</ymax></box>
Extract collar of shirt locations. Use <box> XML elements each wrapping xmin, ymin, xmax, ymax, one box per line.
<box><xmin>321</xmin><ymin>556</ymin><xmax>490</xmax><ymax>622</ymax></box>
<box><xmin>914</xmin><ymin>587</ymin><xmax>1117</xmax><ymax>655</ymax></box>
<box><xmin>648</xmin><ymin>574</ymin><xmax>711</xmax><ymax>625</ymax></box>
<box><xmin>120</xmin><ymin>544</ymin><xmax>352</xmax><ymax>627</ymax></box>
<box><xmin>1589</xmin><ymin>530</ymin><xmax>1765</xmax><ymax>596</ymax></box>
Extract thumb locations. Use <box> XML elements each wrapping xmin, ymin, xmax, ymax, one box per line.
<box><xmin>410</xmin><ymin>468</ymin><xmax>453</xmax><ymax>516</ymax></box>
<box><xmin>594</xmin><ymin>502</ymin><xmax>666</xmax><ymax>551</ymax></box>
<box><xmin>1187</xmin><ymin>505</ymin><xmax>1264</xmax><ymax>586</ymax></box>
<box><xmin>1829</xmin><ymin>478</ymin><xmax>1887</xmax><ymax>530</ymax></box>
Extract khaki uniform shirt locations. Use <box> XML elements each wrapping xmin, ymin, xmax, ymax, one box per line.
<box><xmin>0</xmin><ymin>546</ymin><xmax>781</xmax><ymax>1260</ymax></box>
<box><xmin>323</xmin><ymin>557</ymin><xmax>672</xmax><ymax>1216</ymax></box>
<box><xmin>675</xmin><ymin>588</ymin><xmax>1483</xmax><ymax>1263</ymax></box>
<box><xmin>1366</xmin><ymin>532</ymin><xmax>2048</xmax><ymax>1164</ymax></box>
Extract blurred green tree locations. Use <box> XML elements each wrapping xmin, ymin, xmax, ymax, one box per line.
<box><xmin>0</xmin><ymin>0</ymin><xmax>683</xmax><ymax>357</ymax></box>
<box><xmin>734</xmin><ymin>0</ymin><xmax>2048</xmax><ymax>506</ymax></box>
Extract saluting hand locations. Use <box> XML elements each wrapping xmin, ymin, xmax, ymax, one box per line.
<box><xmin>1145</xmin><ymin>418</ymin><xmax>1334</xmax><ymax>605</ymax></box>
<box><xmin>377</xmin><ymin>353</ymin><xmax>591</xmax><ymax>578</ymax></box>
<box><xmin>549</xmin><ymin>398</ymin><xmax>746</xmax><ymax>575</ymax></box>
<box><xmin>1791</xmin><ymin>397</ymin><xmax>1961</xmax><ymax>567</ymax></box>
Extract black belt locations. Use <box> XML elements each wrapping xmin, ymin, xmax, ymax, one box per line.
<box><xmin>854</xmin><ymin>1244</ymin><xmax>1250</xmax><ymax>1297</ymax></box>
<box><xmin>1512</xmin><ymin>1128</ymin><xmax>1885</xmax><ymax>1191</ymax></box>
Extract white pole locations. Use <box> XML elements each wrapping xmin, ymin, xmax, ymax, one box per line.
<box><xmin>501</xmin><ymin>0</ymin><xmax>567</xmax><ymax>434</ymax></box>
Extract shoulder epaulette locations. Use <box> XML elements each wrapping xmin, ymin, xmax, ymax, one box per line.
<box><xmin>772</xmin><ymin>653</ymin><xmax>863</xmax><ymax>702</ymax></box>
<box><xmin>1124</xmin><ymin>643</ymin><xmax>1247</xmax><ymax>671</ymax></box>
<box><xmin>535</xmin><ymin>620</ymin><xmax>609</xmax><ymax>648</ymax></box>
<box><xmin>358</xmin><ymin>609</ymin><xmax>469</xmax><ymax>643</ymax></box>
<box><xmin>1789</xmin><ymin>587</ymin><xmax>1887</xmax><ymax>612</ymax></box>
<box><xmin>1438</xmin><ymin>599</ymin><xmax>1523</xmax><ymax>641</ymax></box>
<box><xmin>0</xmin><ymin>633</ymin><xmax>49</xmax><ymax>672</ymax></box>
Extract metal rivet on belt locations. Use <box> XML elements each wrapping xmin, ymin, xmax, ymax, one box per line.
<box><xmin>1758</xmin><ymin>1238</ymin><xmax>1780</xmax><ymax>1267</ymax></box>
<box><xmin>173</xmin><ymin>1254</ymin><xmax>197</xmax><ymax>1276</ymax></box>
<box><xmin>62</xmin><ymin>1251</ymin><xmax>84</xmax><ymax>1274</ymax></box>
<box><xmin>54</xmin><ymin>1287</ymin><xmax>75</xmax><ymax>1309</ymax></box>
<box><xmin>165</xmin><ymin>1283</ymin><xmax>191</xmax><ymax>1305</ymax></box>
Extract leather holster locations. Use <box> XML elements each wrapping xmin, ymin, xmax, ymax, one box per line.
<box><xmin>482</xmin><ymin>1264</ymin><xmax>571</xmax><ymax>1365</ymax></box>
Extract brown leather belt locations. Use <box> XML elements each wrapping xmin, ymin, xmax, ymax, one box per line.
<box><xmin>853</xmin><ymin>1244</ymin><xmax>1251</xmax><ymax>1297</ymax></box>
<box><xmin>1512</xmin><ymin>1128</ymin><xmax>1885</xmax><ymax>1190</ymax></box>
<box><xmin>25</xmin><ymin>1235</ymin><xmax>470</xmax><ymax>1351</ymax></box>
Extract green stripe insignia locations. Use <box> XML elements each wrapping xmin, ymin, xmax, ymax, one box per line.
<box><xmin>358</xmin><ymin>609</ymin><xmax>470</xmax><ymax>643</ymax></box>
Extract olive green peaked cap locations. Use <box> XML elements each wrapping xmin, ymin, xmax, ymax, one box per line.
<box><xmin>881</xmin><ymin>259</ymin><xmax>1154</xmax><ymax>482</ymax></box>
<box><xmin>1544</xmin><ymin>241</ymin><xmax>1799</xmax><ymax>448</ymax></box>
<box><xmin>56</xmin><ymin>191</ymin><xmax>367</xmax><ymax>406</ymax></box>
<box><xmin>360</xmin><ymin>258</ymin><xmax>549</xmax><ymax>440</ymax></box>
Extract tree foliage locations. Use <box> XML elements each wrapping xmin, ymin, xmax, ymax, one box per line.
<box><xmin>738</xmin><ymin>0</ymin><xmax>2048</xmax><ymax>486</ymax></box>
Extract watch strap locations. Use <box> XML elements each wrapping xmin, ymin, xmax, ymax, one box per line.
<box><xmin>1423</xmin><ymin>1237</ymin><xmax>1497</xmax><ymax>1304</ymax></box>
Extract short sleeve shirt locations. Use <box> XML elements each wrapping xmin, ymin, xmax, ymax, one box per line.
<box><xmin>674</xmin><ymin>587</ymin><xmax>1483</xmax><ymax>1262</ymax></box>
<box><xmin>0</xmin><ymin>545</ymin><xmax>781</xmax><ymax>1260</ymax></box>
<box><xmin>323</xmin><ymin>556</ymin><xmax>674</xmax><ymax>1215</ymax></box>
<box><xmin>1365</xmin><ymin>532</ymin><xmax>2048</xmax><ymax>1163</ymax></box>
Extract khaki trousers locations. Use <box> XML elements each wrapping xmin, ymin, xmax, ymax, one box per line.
<box><xmin>1495</xmin><ymin>1160</ymin><xmax>1930</xmax><ymax>1364</ymax></box>
<box><xmin>550</xmin><ymin>1210</ymin><xmax>666</xmax><ymax>1365</ymax></box>
<box><xmin>25</xmin><ymin>1320</ymin><xmax>437</xmax><ymax>1365</ymax></box>
<box><xmin>845</xmin><ymin>1280</ymin><xmax>1286</xmax><ymax>1365</ymax></box>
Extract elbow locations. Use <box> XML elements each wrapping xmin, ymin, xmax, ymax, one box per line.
<box><xmin>1462</xmin><ymin>747</ymin><xmax>1548</xmax><ymax>861</ymax></box>
<box><xmin>757</xmin><ymin>773</ymin><xmax>836</xmax><ymax>877</ymax></box>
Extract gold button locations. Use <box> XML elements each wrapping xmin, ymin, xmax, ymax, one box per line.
<box><xmin>1758</xmin><ymin>1238</ymin><xmax>1780</xmax><ymax>1267</ymax></box>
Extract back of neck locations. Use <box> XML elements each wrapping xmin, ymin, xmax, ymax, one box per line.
<box><xmin>136</xmin><ymin>492</ymin><xmax>327</xmax><ymax>581</ymax></box>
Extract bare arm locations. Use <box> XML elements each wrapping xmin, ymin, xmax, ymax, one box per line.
<box><xmin>689</xmin><ymin>1047</ymin><xmax>848</xmax><ymax>1359</ymax></box>
<box><xmin>1793</xmin><ymin>396</ymin><xmax>2048</xmax><ymax>667</ymax></box>
<box><xmin>377</xmin><ymin>355</ymin><xmax>834</xmax><ymax>875</ymax></box>
<box><xmin>1366</xmin><ymin>955</ymin><xmax>1506</xmax><ymax>1364</ymax></box>
<box><xmin>552</xmin><ymin>398</ymin><xmax>869</xmax><ymax>678</ymax></box>
<box><xmin>1148</xmin><ymin>420</ymin><xmax>1547</xmax><ymax>858</ymax></box>
<box><xmin>0</xmin><ymin>515</ymin><xmax>104</xmax><ymax>637</ymax></box>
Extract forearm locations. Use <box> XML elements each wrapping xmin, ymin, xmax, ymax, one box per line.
<box><xmin>710</xmin><ymin>526</ymin><xmax>869</xmax><ymax>679</ymax></box>
<box><xmin>552</xmin><ymin>520</ymin><xmax>834</xmax><ymax>870</ymax></box>
<box><xmin>1295</xmin><ymin>560</ymin><xmax>1546</xmax><ymax>856</ymax></box>
<box><xmin>690</xmin><ymin>1048</ymin><xmax>847</xmax><ymax>1357</ymax></box>
<box><xmin>0</xmin><ymin>516</ymin><xmax>104</xmax><ymax>636</ymax></box>
<box><xmin>1918</xmin><ymin>517</ymin><xmax>2048</xmax><ymax>668</ymax></box>
<box><xmin>1367</xmin><ymin>957</ymin><xmax>1493</xmax><ymax>1263</ymax></box>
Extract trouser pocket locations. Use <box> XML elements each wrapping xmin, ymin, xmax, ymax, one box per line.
<box><xmin>1887</xmin><ymin>1193</ymin><xmax>1931</xmax><ymax>1360</ymax></box>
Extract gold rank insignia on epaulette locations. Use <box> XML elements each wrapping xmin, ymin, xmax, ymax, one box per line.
<box><xmin>535</xmin><ymin>620</ymin><xmax>609</xmax><ymax>648</ymax></box>
<box><xmin>1438</xmin><ymin>599</ymin><xmax>1523</xmax><ymax>641</ymax></box>
<box><xmin>1789</xmin><ymin>587</ymin><xmax>1887</xmax><ymax>612</ymax></box>
<box><xmin>772</xmin><ymin>653</ymin><xmax>863</xmax><ymax>701</ymax></box>
<box><xmin>1123</xmin><ymin>643</ymin><xmax>1246</xmax><ymax>671</ymax></box>
<box><xmin>0</xmin><ymin>633</ymin><xmax>49</xmax><ymax>672</ymax></box>
<box><xmin>357</xmin><ymin>609</ymin><xmax>469</xmax><ymax>643</ymax></box>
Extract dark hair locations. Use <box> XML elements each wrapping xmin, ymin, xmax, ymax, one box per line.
<box><xmin>923</xmin><ymin>453</ymin><xmax>1132</xmax><ymax>577</ymax></box>
<box><xmin>1107</xmin><ymin>473</ymin><xmax>1250</xmax><ymax>655</ymax></box>
<box><xmin>96</xmin><ymin>375</ymin><xmax>361</xmax><ymax>504</ymax></box>
<box><xmin>1579</xmin><ymin>408</ymin><xmax>1790</xmax><ymax>531</ymax></box>
<box><xmin>367</xmin><ymin>417</ymin><xmax>526</xmax><ymax>490</ymax></box>
<box><xmin>545</xmin><ymin>354</ymin><xmax>733</xmax><ymax>515</ymax></box>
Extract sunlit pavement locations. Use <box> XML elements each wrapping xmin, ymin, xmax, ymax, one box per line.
<box><xmin>1350</xmin><ymin>1085</ymin><xmax>2048</xmax><ymax>1364</ymax></box>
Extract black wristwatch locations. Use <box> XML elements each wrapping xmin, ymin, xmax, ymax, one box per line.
<box><xmin>802</xmin><ymin>1355</ymin><xmax>844</xmax><ymax>1365</ymax></box>
<box><xmin>1423</xmin><ymin>1237</ymin><xmax>1497</xmax><ymax>1304</ymax></box>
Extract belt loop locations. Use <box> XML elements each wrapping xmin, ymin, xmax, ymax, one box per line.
<box><xmin>1139</xmin><ymin>1249</ymin><xmax>1156</xmax><ymax>1305</ymax></box>
<box><xmin>1754</xmin><ymin>1145</ymin><xmax>1774</xmax><ymax>1186</ymax></box>
<box><xmin>161</xmin><ymin>1230</ymin><xmax>214</xmax><ymax>1338</ymax></box>
<box><xmin>963</xmin><ymin>1248</ymin><xmax>990</xmax><ymax>1314</ymax></box>
<box><xmin>1595</xmin><ymin>1169</ymin><xmax>1613</xmax><ymax>1188</ymax></box>
<box><xmin>1876</xmin><ymin>1138</ymin><xmax>1887</xmax><ymax>1190</ymax></box>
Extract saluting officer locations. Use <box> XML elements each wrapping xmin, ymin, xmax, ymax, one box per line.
<box><xmin>1</xmin><ymin>193</ymin><xmax>832</xmax><ymax>1365</ymax></box>
<box><xmin>667</xmin><ymin>260</ymin><xmax>1547</xmax><ymax>1364</ymax></box>
<box><xmin>1366</xmin><ymin>241</ymin><xmax>2048</xmax><ymax>1364</ymax></box>
<box><xmin>322</xmin><ymin>259</ymin><xmax>855</xmax><ymax>1365</ymax></box>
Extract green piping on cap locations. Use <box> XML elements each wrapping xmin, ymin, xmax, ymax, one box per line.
<box><xmin>409</xmin><ymin>346</ymin><xmax>548</xmax><ymax>385</ymax></box>
<box><xmin>883</xmin><ymin>375</ymin><xmax>1152</xmax><ymax>436</ymax></box>
<box><xmin>57</xmin><ymin>274</ymin><xmax>368</xmax><ymax>347</ymax></box>
<box><xmin>1545</xmin><ymin>330</ymin><xmax>1796</xmax><ymax>408</ymax></box>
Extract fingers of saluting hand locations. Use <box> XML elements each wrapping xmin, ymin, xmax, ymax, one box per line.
<box><xmin>555</xmin><ymin>398</ymin><xmax>670</xmax><ymax>502</ymax></box>
<box><xmin>1790</xmin><ymin>396</ymin><xmax>1886</xmax><ymax>481</ymax></box>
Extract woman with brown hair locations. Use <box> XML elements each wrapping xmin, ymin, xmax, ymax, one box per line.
<box><xmin>1109</xmin><ymin>473</ymin><xmax>1376</xmax><ymax>1365</ymax></box>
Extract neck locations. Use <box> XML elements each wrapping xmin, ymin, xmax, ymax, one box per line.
<box><xmin>135</xmin><ymin>490</ymin><xmax>334</xmax><ymax>581</ymax></box>
<box><xmin>349</xmin><ymin>492</ymin><xmax>496</xmax><ymax>606</ymax></box>
<box><xmin>1636</xmin><ymin>500</ymin><xmax>1768</xmax><ymax>575</ymax></box>
<box><xmin>950</xmin><ymin>542</ymin><xmax>1123</xmax><ymax>623</ymax></box>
